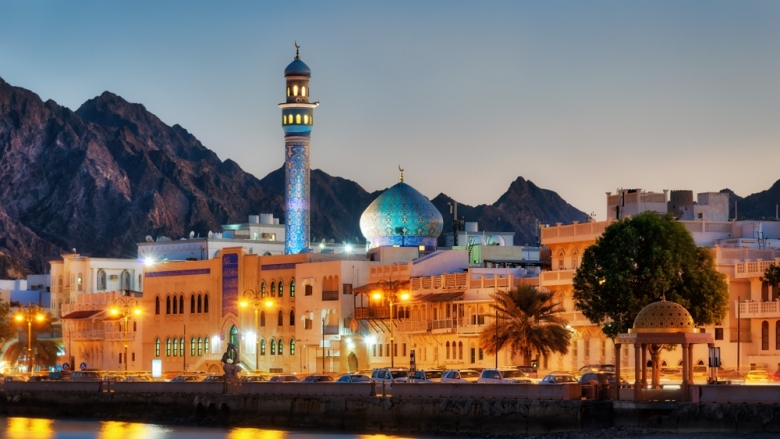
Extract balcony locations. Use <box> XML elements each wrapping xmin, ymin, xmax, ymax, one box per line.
<box><xmin>541</xmin><ymin>221</ymin><xmax>610</xmax><ymax>245</ymax></box>
<box><xmin>734</xmin><ymin>258</ymin><xmax>780</xmax><ymax>279</ymax></box>
<box><xmin>396</xmin><ymin>320</ymin><xmax>429</xmax><ymax>333</ymax></box>
<box><xmin>431</xmin><ymin>319</ymin><xmax>455</xmax><ymax>334</ymax></box>
<box><xmin>104</xmin><ymin>331</ymin><xmax>137</xmax><ymax>341</ymax></box>
<box><xmin>323</xmin><ymin>325</ymin><xmax>339</xmax><ymax>335</ymax></box>
<box><xmin>70</xmin><ymin>329</ymin><xmax>105</xmax><ymax>340</ymax></box>
<box><xmin>457</xmin><ymin>323</ymin><xmax>487</xmax><ymax>335</ymax></box>
<box><xmin>738</xmin><ymin>300</ymin><xmax>780</xmax><ymax>319</ymax></box>
<box><xmin>322</xmin><ymin>290</ymin><xmax>339</xmax><ymax>301</ymax></box>
<box><xmin>541</xmin><ymin>270</ymin><xmax>576</xmax><ymax>286</ymax></box>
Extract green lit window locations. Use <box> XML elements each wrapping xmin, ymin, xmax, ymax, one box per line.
<box><xmin>278</xmin><ymin>281</ymin><xmax>283</xmax><ymax>297</ymax></box>
<box><xmin>290</xmin><ymin>339</ymin><xmax>295</xmax><ymax>355</ymax></box>
<box><xmin>155</xmin><ymin>338</ymin><xmax>160</xmax><ymax>357</ymax></box>
<box><xmin>198</xmin><ymin>337</ymin><xmax>203</xmax><ymax>356</ymax></box>
<box><xmin>261</xmin><ymin>282</ymin><xmax>266</xmax><ymax>297</ymax></box>
<box><xmin>191</xmin><ymin>337</ymin><xmax>196</xmax><ymax>356</ymax></box>
<box><xmin>270</xmin><ymin>339</ymin><xmax>276</xmax><ymax>355</ymax></box>
<box><xmin>277</xmin><ymin>339</ymin><xmax>283</xmax><ymax>355</ymax></box>
<box><xmin>166</xmin><ymin>338</ymin><xmax>171</xmax><ymax>356</ymax></box>
<box><xmin>204</xmin><ymin>336</ymin><xmax>210</xmax><ymax>353</ymax></box>
<box><xmin>271</xmin><ymin>282</ymin><xmax>276</xmax><ymax>297</ymax></box>
<box><xmin>173</xmin><ymin>338</ymin><xmax>178</xmax><ymax>357</ymax></box>
<box><xmin>290</xmin><ymin>281</ymin><xmax>295</xmax><ymax>297</ymax></box>
<box><xmin>260</xmin><ymin>339</ymin><xmax>266</xmax><ymax>355</ymax></box>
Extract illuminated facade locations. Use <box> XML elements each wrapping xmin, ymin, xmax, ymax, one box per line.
<box><xmin>280</xmin><ymin>44</ymin><xmax>318</xmax><ymax>254</ymax></box>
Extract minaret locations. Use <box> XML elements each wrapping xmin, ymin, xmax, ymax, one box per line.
<box><xmin>279</xmin><ymin>43</ymin><xmax>319</xmax><ymax>254</ymax></box>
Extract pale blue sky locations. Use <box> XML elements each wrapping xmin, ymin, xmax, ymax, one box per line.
<box><xmin>2</xmin><ymin>1</ymin><xmax>779</xmax><ymax>218</ymax></box>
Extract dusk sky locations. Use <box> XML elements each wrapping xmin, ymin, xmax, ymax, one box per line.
<box><xmin>2</xmin><ymin>1</ymin><xmax>779</xmax><ymax>219</ymax></box>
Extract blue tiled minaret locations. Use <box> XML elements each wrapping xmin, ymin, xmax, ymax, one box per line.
<box><xmin>280</xmin><ymin>43</ymin><xmax>319</xmax><ymax>254</ymax></box>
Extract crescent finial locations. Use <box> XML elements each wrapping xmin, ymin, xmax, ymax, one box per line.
<box><xmin>398</xmin><ymin>165</ymin><xmax>404</xmax><ymax>183</ymax></box>
<box><xmin>294</xmin><ymin>41</ymin><xmax>300</xmax><ymax>59</ymax></box>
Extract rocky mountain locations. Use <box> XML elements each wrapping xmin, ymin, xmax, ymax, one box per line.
<box><xmin>722</xmin><ymin>181</ymin><xmax>780</xmax><ymax>221</ymax></box>
<box><xmin>0</xmin><ymin>77</ymin><xmax>586</xmax><ymax>279</ymax></box>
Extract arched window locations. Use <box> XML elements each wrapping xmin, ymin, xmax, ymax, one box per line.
<box><xmin>172</xmin><ymin>295</ymin><xmax>178</xmax><ymax>314</ymax></box>
<box><xmin>58</xmin><ymin>276</ymin><xmax>63</xmax><ymax>291</ymax></box>
<box><xmin>278</xmin><ymin>281</ymin><xmax>284</xmax><ymax>297</ymax></box>
<box><xmin>179</xmin><ymin>295</ymin><xmax>184</xmax><ymax>314</ymax></box>
<box><xmin>293</xmin><ymin>85</ymin><xmax>298</xmax><ymax>96</ymax></box>
<box><xmin>191</xmin><ymin>295</ymin><xmax>195</xmax><ymax>313</ymax></box>
<box><xmin>277</xmin><ymin>310</ymin><xmax>284</xmax><ymax>327</ymax></box>
<box><xmin>260</xmin><ymin>311</ymin><xmax>266</xmax><ymax>327</ymax></box>
<box><xmin>260</xmin><ymin>339</ymin><xmax>266</xmax><ymax>355</ymax></box>
<box><xmin>295</xmin><ymin>114</ymin><xmax>301</xmax><ymax>124</ymax></box>
<box><xmin>290</xmin><ymin>339</ymin><xmax>295</xmax><ymax>355</ymax></box>
<box><xmin>204</xmin><ymin>295</ymin><xmax>209</xmax><ymax>313</ymax></box>
<box><xmin>261</xmin><ymin>282</ymin><xmax>266</xmax><ymax>298</ymax></box>
<box><xmin>166</xmin><ymin>338</ymin><xmax>171</xmax><ymax>356</ymax></box>
<box><xmin>97</xmin><ymin>270</ymin><xmax>106</xmax><ymax>291</ymax></box>
<box><xmin>458</xmin><ymin>341</ymin><xmax>463</xmax><ymax>360</ymax></box>
<box><xmin>271</xmin><ymin>282</ymin><xmax>276</xmax><ymax>297</ymax></box>
<box><xmin>558</xmin><ymin>250</ymin><xmax>565</xmax><ymax>270</ymax></box>
<box><xmin>155</xmin><ymin>338</ymin><xmax>160</xmax><ymax>357</ymax></box>
<box><xmin>270</xmin><ymin>339</ymin><xmax>276</xmax><ymax>355</ymax></box>
<box><xmin>191</xmin><ymin>337</ymin><xmax>196</xmax><ymax>356</ymax></box>
<box><xmin>198</xmin><ymin>294</ymin><xmax>202</xmax><ymax>313</ymax></box>
<box><xmin>277</xmin><ymin>339</ymin><xmax>283</xmax><ymax>355</ymax></box>
<box><xmin>287</xmin><ymin>87</ymin><xmax>290</xmax><ymax>97</ymax></box>
<box><xmin>290</xmin><ymin>280</ymin><xmax>295</xmax><ymax>297</ymax></box>
<box><xmin>762</xmin><ymin>321</ymin><xmax>769</xmax><ymax>350</ymax></box>
<box><xmin>572</xmin><ymin>249</ymin><xmax>579</xmax><ymax>269</ymax></box>
<box><xmin>776</xmin><ymin>322</ymin><xmax>780</xmax><ymax>350</ymax></box>
<box><xmin>77</xmin><ymin>273</ymin><xmax>83</xmax><ymax>292</ymax></box>
<box><xmin>204</xmin><ymin>336</ymin><xmax>210</xmax><ymax>354</ymax></box>
<box><xmin>166</xmin><ymin>296</ymin><xmax>171</xmax><ymax>314</ymax></box>
<box><xmin>155</xmin><ymin>297</ymin><xmax>160</xmax><ymax>315</ymax></box>
<box><xmin>446</xmin><ymin>341</ymin><xmax>450</xmax><ymax>359</ymax></box>
<box><xmin>180</xmin><ymin>338</ymin><xmax>185</xmax><ymax>356</ymax></box>
<box><xmin>173</xmin><ymin>338</ymin><xmax>178</xmax><ymax>357</ymax></box>
<box><xmin>122</xmin><ymin>271</ymin><xmax>131</xmax><ymax>290</ymax></box>
<box><xmin>303</xmin><ymin>115</ymin><xmax>309</xmax><ymax>124</ymax></box>
<box><xmin>198</xmin><ymin>337</ymin><xmax>203</xmax><ymax>356</ymax></box>
<box><xmin>289</xmin><ymin>309</ymin><xmax>295</xmax><ymax>326</ymax></box>
<box><xmin>301</xmin><ymin>86</ymin><xmax>306</xmax><ymax>97</ymax></box>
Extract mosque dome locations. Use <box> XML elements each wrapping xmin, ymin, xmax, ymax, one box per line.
<box><xmin>632</xmin><ymin>298</ymin><xmax>695</xmax><ymax>333</ymax></box>
<box><xmin>285</xmin><ymin>58</ymin><xmax>311</xmax><ymax>77</ymax></box>
<box><xmin>360</xmin><ymin>171</ymin><xmax>443</xmax><ymax>249</ymax></box>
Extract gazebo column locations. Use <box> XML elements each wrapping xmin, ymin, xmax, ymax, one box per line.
<box><xmin>681</xmin><ymin>342</ymin><xmax>690</xmax><ymax>397</ymax></box>
<box><xmin>615</xmin><ymin>343</ymin><xmax>622</xmax><ymax>401</ymax></box>
<box><xmin>640</xmin><ymin>343</ymin><xmax>647</xmax><ymax>390</ymax></box>
<box><xmin>688</xmin><ymin>343</ymin><xmax>695</xmax><ymax>383</ymax></box>
<box><xmin>633</xmin><ymin>343</ymin><xmax>641</xmax><ymax>401</ymax></box>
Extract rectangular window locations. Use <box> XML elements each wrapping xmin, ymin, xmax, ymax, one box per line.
<box><xmin>715</xmin><ymin>328</ymin><xmax>724</xmax><ymax>340</ymax></box>
<box><xmin>386</xmin><ymin>343</ymin><xmax>390</xmax><ymax>357</ymax></box>
<box><xmin>119</xmin><ymin>353</ymin><xmax>122</xmax><ymax>364</ymax></box>
<box><xmin>470</xmin><ymin>348</ymin><xmax>476</xmax><ymax>364</ymax></box>
<box><xmin>478</xmin><ymin>348</ymin><xmax>483</xmax><ymax>360</ymax></box>
<box><xmin>343</xmin><ymin>283</ymin><xmax>352</xmax><ymax>295</ymax></box>
<box><xmin>394</xmin><ymin>343</ymin><xmax>398</xmax><ymax>356</ymax></box>
<box><xmin>304</xmin><ymin>319</ymin><xmax>313</xmax><ymax>329</ymax></box>
<box><xmin>378</xmin><ymin>344</ymin><xmax>383</xmax><ymax>357</ymax></box>
<box><xmin>584</xmin><ymin>340</ymin><xmax>590</xmax><ymax>358</ymax></box>
<box><xmin>373</xmin><ymin>344</ymin><xmax>377</xmax><ymax>357</ymax></box>
<box><xmin>132</xmin><ymin>352</ymin><xmax>135</xmax><ymax>361</ymax></box>
<box><xmin>402</xmin><ymin>343</ymin><xmax>407</xmax><ymax>357</ymax></box>
<box><xmin>305</xmin><ymin>285</ymin><xmax>313</xmax><ymax>296</ymax></box>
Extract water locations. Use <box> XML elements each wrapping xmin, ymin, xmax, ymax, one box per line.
<box><xmin>0</xmin><ymin>417</ymin><xmax>436</xmax><ymax>439</ymax></box>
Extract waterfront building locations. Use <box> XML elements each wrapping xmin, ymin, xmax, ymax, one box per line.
<box><xmin>541</xmin><ymin>188</ymin><xmax>780</xmax><ymax>376</ymax></box>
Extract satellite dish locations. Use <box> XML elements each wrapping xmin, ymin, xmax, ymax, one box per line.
<box><xmin>189</xmin><ymin>231</ymin><xmax>195</xmax><ymax>238</ymax></box>
<box><xmin>145</xmin><ymin>236</ymin><xmax>153</xmax><ymax>242</ymax></box>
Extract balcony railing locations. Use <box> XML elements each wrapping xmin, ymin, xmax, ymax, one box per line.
<box><xmin>104</xmin><ymin>331</ymin><xmax>137</xmax><ymax>341</ymax></box>
<box><xmin>322</xmin><ymin>290</ymin><xmax>339</xmax><ymax>301</ymax></box>
<box><xmin>431</xmin><ymin>319</ymin><xmax>455</xmax><ymax>332</ymax></box>
<box><xmin>396</xmin><ymin>321</ymin><xmax>430</xmax><ymax>333</ymax></box>
<box><xmin>323</xmin><ymin>325</ymin><xmax>339</xmax><ymax>335</ymax></box>
<box><xmin>355</xmin><ymin>307</ymin><xmax>390</xmax><ymax>319</ymax></box>
<box><xmin>738</xmin><ymin>300</ymin><xmax>780</xmax><ymax>318</ymax></box>
<box><xmin>457</xmin><ymin>323</ymin><xmax>487</xmax><ymax>335</ymax></box>
<box><xmin>541</xmin><ymin>270</ymin><xmax>576</xmax><ymax>286</ymax></box>
<box><xmin>70</xmin><ymin>329</ymin><xmax>105</xmax><ymax>340</ymax></box>
<box><xmin>734</xmin><ymin>258</ymin><xmax>780</xmax><ymax>279</ymax></box>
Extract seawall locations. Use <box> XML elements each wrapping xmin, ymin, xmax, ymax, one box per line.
<box><xmin>1</xmin><ymin>388</ymin><xmax>780</xmax><ymax>435</ymax></box>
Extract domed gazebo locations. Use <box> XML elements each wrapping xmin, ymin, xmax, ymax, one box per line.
<box><xmin>615</xmin><ymin>297</ymin><xmax>714</xmax><ymax>402</ymax></box>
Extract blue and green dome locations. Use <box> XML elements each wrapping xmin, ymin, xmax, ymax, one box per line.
<box><xmin>360</xmin><ymin>176</ymin><xmax>443</xmax><ymax>249</ymax></box>
<box><xmin>285</xmin><ymin>59</ymin><xmax>311</xmax><ymax>77</ymax></box>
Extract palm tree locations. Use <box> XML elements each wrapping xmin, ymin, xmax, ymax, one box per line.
<box><xmin>4</xmin><ymin>314</ymin><xmax>61</xmax><ymax>372</ymax></box>
<box><xmin>479</xmin><ymin>284</ymin><xmax>571</xmax><ymax>365</ymax></box>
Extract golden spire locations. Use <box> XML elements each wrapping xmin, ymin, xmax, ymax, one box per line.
<box><xmin>398</xmin><ymin>165</ymin><xmax>404</xmax><ymax>183</ymax></box>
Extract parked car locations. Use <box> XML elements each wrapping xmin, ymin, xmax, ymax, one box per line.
<box><xmin>578</xmin><ymin>364</ymin><xmax>616</xmax><ymax>374</ymax></box>
<box><xmin>103</xmin><ymin>374</ymin><xmax>124</xmax><ymax>383</ymax></box>
<box><xmin>48</xmin><ymin>371</ymin><xmax>72</xmax><ymax>381</ymax></box>
<box><xmin>410</xmin><ymin>370</ymin><xmax>443</xmax><ymax>383</ymax></box>
<box><xmin>302</xmin><ymin>374</ymin><xmax>335</xmax><ymax>383</ymax></box>
<box><xmin>771</xmin><ymin>369</ymin><xmax>780</xmax><ymax>383</ymax></box>
<box><xmin>514</xmin><ymin>365</ymin><xmax>539</xmax><ymax>379</ymax></box>
<box><xmin>202</xmin><ymin>374</ymin><xmax>225</xmax><ymax>382</ymax></box>
<box><xmin>441</xmin><ymin>369</ymin><xmax>480</xmax><ymax>383</ymax></box>
<box><xmin>268</xmin><ymin>374</ymin><xmax>300</xmax><ymax>382</ymax></box>
<box><xmin>124</xmin><ymin>375</ymin><xmax>152</xmax><ymax>382</ymax></box>
<box><xmin>336</xmin><ymin>374</ymin><xmax>370</xmax><ymax>383</ymax></box>
<box><xmin>539</xmin><ymin>373</ymin><xmax>579</xmax><ymax>385</ymax></box>
<box><xmin>578</xmin><ymin>372</ymin><xmax>625</xmax><ymax>386</ymax></box>
<box><xmin>745</xmin><ymin>369</ymin><xmax>769</xmax><ymax>383</ymax></box>
<box><xmin>370</xmin><ymin>368</ymin><xmax>409</xmax><ymax>386</ymax></box>
<box><xmin>70</xmin><ymin>371</ymin><xmax>103</xmax><ymax>382</ymax></box>
<box><xmin>4</xmin><ymin>375</ymin><xmax>27</xmax><ymax>382</ymax></box>
<box><xmin>478</xmin><ymin>368</ymin><xmax>533</xmax><ymax>384</ymax></box>
<box><xmin>170</xmin><ymin>374</ymin><xmax>205</xmax><ymax>382</ymax></box>
<box><xmin>240</xmin><ymin>374</ymin><xmax>268</xmax><ymax>383</ymax></box>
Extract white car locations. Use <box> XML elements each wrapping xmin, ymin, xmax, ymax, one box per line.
<box><xmin>477</xmin><ymin>368</ymin><xmax>533</xmax><ymax>384</ymax></box>
<box><xmin>441</xmin><ymin>369</ymin><xmax>480</xmax><ymax>383</ymax></box>
<box><xmin>370</xmin><ymin>368</ymin><xmax>409</xmax><ymax>387</ymax></box>
<box><xmin>539</xmin><ymin>373</ymin><xmax>578</xmax><ymax>384</ymax></box>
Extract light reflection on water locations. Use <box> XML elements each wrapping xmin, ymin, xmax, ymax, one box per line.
<box><xmin>0</xmin><ymin>417</ymin><xmax>434</xmax><ymax>439</ymax></box>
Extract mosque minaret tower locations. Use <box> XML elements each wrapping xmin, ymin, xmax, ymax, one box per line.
<box><xmin>279</xmin><ymin>43</ymin><xmax>318</xmax><ymax>254</ymax></box>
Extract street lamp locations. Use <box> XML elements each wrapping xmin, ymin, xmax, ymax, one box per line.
<box><xmin>110</xmin><ymin>294</ymin><xmax>140</xmax><ymax>372</ymax></box>
<box><xmin>241</xmin><ymin>289</ymin><xmax>274</xmax><ymax>372</ymax></box>
<box><xmin>14</xmin><ymin>305</ymin><xmax>45</xmax><ymax>373</ymax></box>
<box><xmin>371</xmin><ymin>280</ymin><xmax>410</xmax><ymax>368</ymax></box>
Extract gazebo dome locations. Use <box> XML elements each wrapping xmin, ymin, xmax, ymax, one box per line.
<box><xmin>631</xmin><ymin>297</ymin><xmax>695</xmax><ymax>333</ymax></box>
<box><xmin>359</xmin><ymin>171</ymin><xmax>443</xmax><ymax>249</ymax></box>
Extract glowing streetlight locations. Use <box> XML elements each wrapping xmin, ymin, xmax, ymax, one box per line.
<box><xmin>15</xmin><ymin>305</ymin><xmax>45</xmax><ymax>373</ymax></box>
<box><xmin>371</xmin><ymin>280</ymin><xmax>410</xmax><ymax>368</ymax></box>
<box><xmin>110</xmin><ymin>294</ymin><xmax>140</xmax><ymax>372</ymax></box>
<box><xmin>242</xmin><ymin>289</ymin><xmax>275</xmax><ymax>372</ymax></box>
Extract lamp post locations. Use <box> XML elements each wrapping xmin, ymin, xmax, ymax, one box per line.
<box><xmin>241</xmin><ymin>289</ymin><xmax>273</xmax><ymax>373</ymax></box>
<box><xmin>15</xmin><ymin>305</ymin><xmax>45</xmax><ymax>373</ymax></box>
<box><xmin>110</xmin><ymin>294</ymin><xmax>140</xmax><ymax>372</ymax></box>
<box><xmin>372</xmin><ymin>280</ymin><xmax>409</xmax><ymax>368</ymax></box>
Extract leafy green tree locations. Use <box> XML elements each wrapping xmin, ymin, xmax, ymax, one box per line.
<box><xmin>762</xmin><ymin>264</ymin><xmax>780</xmax><ymax>298</ymax></box>
<box><xmin>0</xmin><ymin>301</ymin><xmax>19</xmax><ymax>345</ymax></box>
<box><xmin>573</xmin><ymin>211</ymin><xmax>729</xmax><ymax>339</ymax></box>
<box><xmin>479</xmin><ymin>284</ymin><xmax>571</xmax><ymax>365</ymax></box>
<box><xmin>3</xmin><ymin>312</ymin><xmax>60</xmax><ymax>371</ymax></box>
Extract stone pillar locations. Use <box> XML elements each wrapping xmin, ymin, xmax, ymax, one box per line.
<box><xmin>633</xmin><ymin>344</ymin><xmax>641</xmax><ymax>401</ymax></box>
<box><xmin>640</xmin><ymin>343</ymin><xmax>647</xmax><ymax>390</ymax></box>
<box><xmin>688</xmin><ymin>344</ymin><xmax>695</xmax><ymax>383</ymax></box>
<box><xmin>681</xmin><ymin>342</ymin><xmax>690</xmax><ymax>398</ymax></box>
